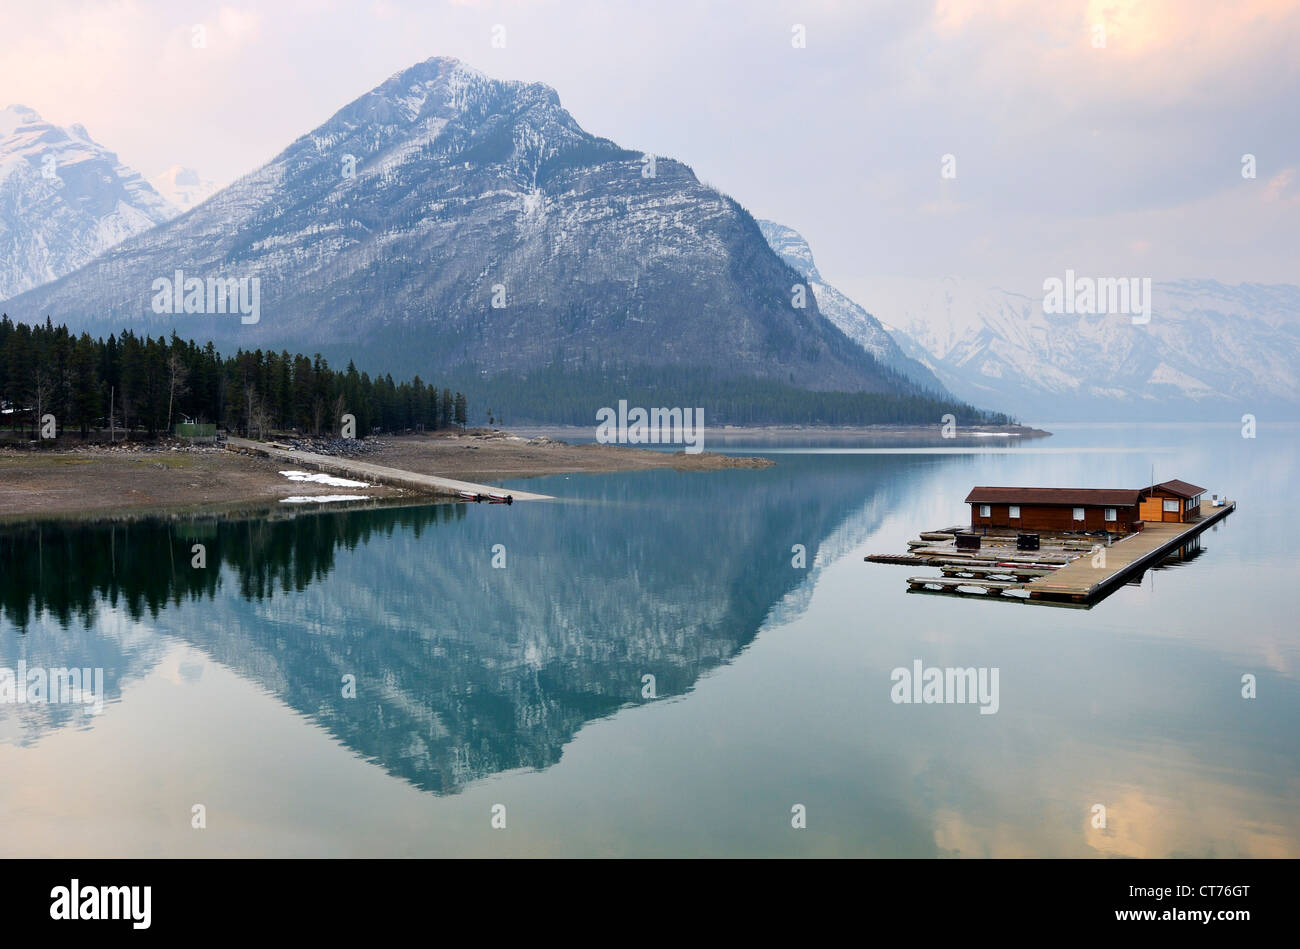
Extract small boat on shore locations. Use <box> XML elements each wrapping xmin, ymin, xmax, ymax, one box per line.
<box><xmin>487</xmin><ymin>492</ymin><xmax>514</xmax><ymax>505</ymax></box>
<box><xmin>458</xmin><ymin>490</ymin><xmax>483</xmax><ymax>502</ymax></box>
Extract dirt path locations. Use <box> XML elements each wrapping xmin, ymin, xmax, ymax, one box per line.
<box><xmin>226</xmin><ymin>436</ymin><xmax>553</xmax><ymax>500</ymax></box>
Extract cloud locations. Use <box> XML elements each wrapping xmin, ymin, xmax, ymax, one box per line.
<box><xmin>1263</xmin><ymin>168</ymin><xmax>1298</xmax><ymax>204</ymax></box>
<box><xmin>217</xmin><ymin>5</ymin><xmax>264</xmax><ymax>45</ymax></box>
<box><xmin>0</xmin><ymin>0</ymin><xmax>1293</xmax><ymax>290</ymax></box>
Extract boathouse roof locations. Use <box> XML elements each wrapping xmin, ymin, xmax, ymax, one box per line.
<box><xmin>1144</xmin><ymin>480</ymin><xmax>1206</xmax><ymax>498</ymax></box>
<box><xmin>965</xmin><ymin>487</ymin><xmax>1142</xmax><ymax>506</ymax></box>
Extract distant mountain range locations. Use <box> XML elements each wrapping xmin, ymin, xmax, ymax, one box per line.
<box><xmin>148</xmin><ymin>165</ymin><xmax>218</xmax><ymax>213</ymax></box>
<box><xmin>0</xmin><ymin>57</ymin><xmax>972</xmax><ymax>425</ymax></box>
<box><xmin>756</xmin><ymin>220</ymin><xmax>945</xmax><ymax>393</ymax></box>
<box><xmin>7</xmin><ymin>61</ymin><xmax>1290</xmax><ymax>423</ymax></box>
<box><xmin>752</xmin><ymin>224</ymin><xmax>1300</xmax><ymax>421</ymax></box>
<box><xmin>865</xmin><ymin>276</ymin><xmax>1300</xmax><ymax>420</ymax></box>
<box><xmin>0</xmin><ymin>104</ymin><xmax>175</xmax><ymax>301</ymax></box>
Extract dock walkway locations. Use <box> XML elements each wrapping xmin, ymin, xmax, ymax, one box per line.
<box><xmin>1024</xmin><ymin>499</ymin><xmax>1233</xmax><ymax>601</ymax></box>
<box><xmin>225</xmin><ymin>437</ymin><xmax>552</xmax><ymax>501</ymax></box>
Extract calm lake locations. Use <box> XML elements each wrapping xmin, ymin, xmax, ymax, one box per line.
<box><xmin>2</xmin><ymin>422</ymin><xmax>1296</xmax><ymax>857</ymax></box>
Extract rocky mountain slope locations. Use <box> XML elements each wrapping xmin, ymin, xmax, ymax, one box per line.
<box><xmin>0</xmin><ymin>105</ymin><xmax>175</xmax><ymax>300</ymax></box>
<box><xmin>757</xmin><ymin>219</ymin><xmax>948</xmax><ymax>394</ymax></box>
<box><xmin>1</xmin><ymin>58</ymin><xmax>934</xmax><ymax>406</ymax></box>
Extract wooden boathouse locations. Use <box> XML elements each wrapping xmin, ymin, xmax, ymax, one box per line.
<box><xmin>867</xmin><ymin>476</ymin><xmax>1235</xmax><ymax>606</ymax></box>
<box><xmin>966</xmin><ymin>486</ymin><xmax>1143</xmax><ymax>534</ymax></box>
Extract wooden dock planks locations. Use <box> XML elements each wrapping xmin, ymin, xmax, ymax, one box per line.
<box><xmin>1024</xmin><ymin>500</ymin><xmax>1234</xmax><ymax>601</ymax></box>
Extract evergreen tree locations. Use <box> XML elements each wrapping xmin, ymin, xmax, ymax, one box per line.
<box><xmin>0</xmin><ymin>321</ymin><xmax>466</xmax><ymax>441</ymax></box>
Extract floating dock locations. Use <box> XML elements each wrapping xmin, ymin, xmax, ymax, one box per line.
<box><xmin>1022</xmin><ymin>500</ymin><xmax>1233</xmax><ymax>601</ymax></box>
<box><xmin>868</xmin><ymin>499</ymin><xmax>1235</xmax><ymax>606</ymax></box>
<box><xmin>225</xmin><ymin>436</ymin><xmax>552</xmax><ymax>501</ymax></box>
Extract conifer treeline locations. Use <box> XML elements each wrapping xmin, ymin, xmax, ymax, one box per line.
<box><xmin>0</xmin><ymin>316</ymin><xmax>466</xmax><ymax>438</ymax></box>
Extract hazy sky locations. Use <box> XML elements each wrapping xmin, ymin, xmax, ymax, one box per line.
<box><xmin>3</xmin><ymin>0</ymin><xmax>1297</xmax><ymax>301</ymax></box>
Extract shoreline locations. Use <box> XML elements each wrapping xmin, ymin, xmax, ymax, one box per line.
<box><xmin>0</xmin><ymin>422</ymin><xmax>1049</xmax><ymax>524</ymax></box>
<box><xmin>0</xmin><ymin>444</ymin><xmax>407</xmax><ymax>525</ymax></box>
<box><xmin>505</xmin><ymin>423</ymin><xmax>1052</xmax><ymax>443</ymax></box>
<box><xmin>0</xmin><ymin>429</ymin><xmax>776</xmax><ymax>524</ymax></box>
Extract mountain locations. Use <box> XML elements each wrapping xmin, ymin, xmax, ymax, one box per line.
<box><xmin>868</xmin><ymin>276</ymin><xmax>1300</xmax><ymax>420</ymax></box>
<box><xmin>0</xmin><ymin>105</ymin><xmax>175</xmax><ymax>301</ymax></box>
<box><xmin>148</xmin><ymin>165</ymin><xmax>218</xmax><ymax>213</ymax></box>
<box><xmin>756</xmin><ymin>219</ymin><xmax>948</xmax><ymax>394</ymax></box>
<box><xmin>0</xmin><ymin>58</ymin><xmax>973</xmax><ymax>422</ymax></box>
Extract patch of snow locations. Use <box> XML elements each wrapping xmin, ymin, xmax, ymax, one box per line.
<box><xmin>280</xmin><ymin>494</ymin><xmax>371</xmax><ymax>504</ymax></box>
<box><xmin>1145</xmin><ymin>361</ymin><xmax>1215</xmax><ymax>395</ymax></box>
<box><xmin>280</xmin><ymin>470</ymin><xmax>371</xmax><ymax>488</ymax></box>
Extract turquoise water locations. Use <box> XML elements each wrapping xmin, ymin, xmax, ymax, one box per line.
<box><xmin>1</xmin><ymin>422</ymin><xmax>1296</xmax><ymax>856</ymax></box>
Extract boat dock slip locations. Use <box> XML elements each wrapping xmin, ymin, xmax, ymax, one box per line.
<box><xmin>908</xmin><ymin>576</ymin><xmax>1027</xmax><ymax>595</ymax></box>
<box><xmin>225</xmin><ymin>437</ymin><xmax>552</xmax><ymax>501</ymax></box>
<box><xmin>867</xmin><ymin>499</ymin><xmax>1235</xmax><ymax>606</ymax></box>
<box><xmin>939</xmin><ymin>564</ymin><xmax>1056</xmax><ymax>580</ymax></box>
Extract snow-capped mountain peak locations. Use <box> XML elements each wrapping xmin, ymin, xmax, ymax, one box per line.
<box><xmin>0</xmin><ymin>104</ymin><xmax>41</xmax><ymax>139</ymax></box>
<box><xmin>756</xmin><ymin>219</ymin><xmax>948</xmax><ymax>393</ymax></box>
<box><xmin>757</xmin><ymin>219</ymin><xmax>822</xmax><ymax>283</ymax></box>
<box><xmin>148</xmin><ymin>165</ymin><xmax>218</xmax><ymax>213</ymax></box>
<box><xmin>3</xmin><ymin>59</ymin><xmax>922</xmax><ymax>401</ymax></box>
<box><xmin>0</xmin><ymin>104</ymin><xmax>175</xmax><ymax>300</ymax></box>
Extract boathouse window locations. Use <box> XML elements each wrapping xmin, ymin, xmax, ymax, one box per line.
<box><xmin>1164</xmin><ymin>499</ymin><xmax>1180</xmax><ymax>513</ymax></box>
<box><xmin>1105</xmin><ymin>508</ymin><xmax>1117</xmax><ymax>522</ymax></box>
<box><xmin>1009</xmin><ymin>505</ymin><xmax>1020</xmax><ymax>519</ymax></box>
<box><xmin>979</xmin><ymin>504</ymin><xmax>990</xmax><ymax>517</ymax></box>
<box><xmin>1073</xmin><ymin>507</ymin><xmax>1085</xmax><ymax>521</ymax></box>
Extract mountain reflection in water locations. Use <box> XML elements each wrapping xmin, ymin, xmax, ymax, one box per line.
<box><xmin>1</xmin><ymin>457</ymin><xmax>902</xmax><ymax>793</ymax></box>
